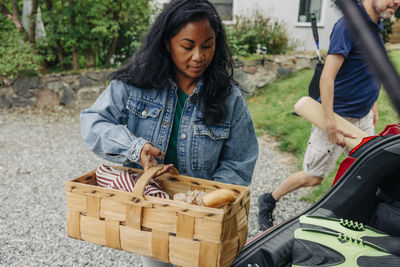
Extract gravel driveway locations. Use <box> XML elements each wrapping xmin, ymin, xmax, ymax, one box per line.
<box><xmin>0</xmin><ymin>107</ymin><xmax>310</xmax><ymax>266</ymax></box>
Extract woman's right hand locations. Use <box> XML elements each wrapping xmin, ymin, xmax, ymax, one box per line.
<box><xmin>140</xmin><ymin>143</ymin><xmax>164</xmax><ymax>170</ymax></box>
<box><xmin>140</xmin><ymin>143</ymin><xmax>174</xmax><ymax>175</ymax></box>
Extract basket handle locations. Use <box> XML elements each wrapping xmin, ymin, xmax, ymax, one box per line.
<box><xmin>132</xmin><ymin>164</ymin><xmax>177</xmax><ymax>198</ymax></box>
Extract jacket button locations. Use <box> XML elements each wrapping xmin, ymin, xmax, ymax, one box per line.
<box><xmin>181</xmin><ymin>133</ymin><xmax>186</xmax><ymax>139</ymax></box>
<box><xmin>182</xmin><ymin>168</ymin><xmax>187</xmax><ymax>173</ymax></box>
<box><xmin>142</xmin><ymin>110</ymin><xmax>147</xmax><ymax>116</ymax></box>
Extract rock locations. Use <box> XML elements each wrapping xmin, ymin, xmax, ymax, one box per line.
<box><xmin>277</xmin><ymin>68</ymin><xmax>293</xmax><ymax>78</ymax></box>
<box><xmin>96</xmin><ymin>71</ymin><xmax>112</xmax><ymax>83</ymax></box>
<box><xmin>46</xmin><ymin>80</ymin><xmax>67</xmax><ymax>93</ymax></box>
<box><xmin>279</xmin><ymin>58</ymin><xmax>296</xmax><ymax>69</ymax></box>
<box><xmin>2</xmin><ymin>53</ymin><xmax>318</xmax><ymax>108</ymax></box>
<box><xmin>60</xmin><ymin>87</ymin><xmax>76</xmax><ymax>106</ymax></box>
<box><xmin>13</xmin><ymin>77</ymin><xmax>41</xmax><ymax>94</ymax></box>
<box><xmin>86</xmin><ymin>71</ymin><xmax>111</xmax><ymax>83</ymax></box>
<box><xmin>243</xmin><ymin>65</ymin><xmax>258</xmax><ymax>74</ymax></box>
<box><xmin>234</xmin><ymin>60</ymin><xmax>244</xmax><ymax>68</ymax></box>
<box><xmin>19</xmin><ymin>90</ymin><xmax>35</xmax><ymax>98</ymax></box>
<box><xmin>76</xmin><ymin>85</ymin><xmax>105</xmax><ymax>108</ymax></box>
<box><xmin>233</xmin><ymin>69</ymin><xmax>253</xmax><ymax>94</ymax></box>
<box><xmin>11</xmin><ymin>98</ymin><xmax>35</xmax><ymax>107</ymax></box>
<box><xmin>1</xmin><ymin>77</ymin><xmax>16</xmax><ymax>86</ymax></box>
<box><xmin>35</xmin><ymin>89</ymin><xmax>60</xmax><ymax>108</ymax></box>
<box><xmin>263</xmin><ymin>60</ymin><xmax>279</xmax><ymax>73</ymax></box>
<box><xmin>0</xmin><ymin>95</ymin><xmax>12</xmax><ymax>108</ymax></box>
<box><xmin>294</xmin><ymin>57</ymin><xmax>313</xmax><ymax>71</ymax></box>
<box><xmin>244</xmin><ymin>59</ymin><xmax>263</xmax><ymax>67</ymax></box>
<box><xmin>78</xmin><ymin>75</ymin><xmax>98</xmax><ymax>87</ymax></box>
<box><xmin>254</xmin><ymin>71</ymin><xmax>277</xmax><ymax>88</ymax></box>
<box><xmin>0</xmin><ymin>87</ymin><xmax>14</xmax><ymax>106</ymax></box>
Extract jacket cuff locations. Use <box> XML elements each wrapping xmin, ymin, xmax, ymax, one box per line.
<box><xmin>126</xmin><ymin>137</ymin><xmax>149</xmax><ymax>163</ymax></box>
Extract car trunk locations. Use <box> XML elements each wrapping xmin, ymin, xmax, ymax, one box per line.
<box><xmin>232</xmin><ymin>127</ymin><xmax>400</xmax><ymax>267</ymax></box>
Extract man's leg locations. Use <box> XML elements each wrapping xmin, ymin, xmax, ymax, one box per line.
<box><xmin>258</xmin><ymin>125</ymin><xmax>343</xmax><ymax>231</ymax></box>
<box><xmin>258</xmin><ymin>171</ymin><xmax>322</xmax><ymax>231</ymax></box>
<box><xmin>272</xmin><ymin>171</ymin><xmax>322</xmax><ymax>201</ymax></box>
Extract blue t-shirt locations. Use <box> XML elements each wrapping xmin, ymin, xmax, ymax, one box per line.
<box><xmin>327</xmin><ymin>4</ymin><xmax>383</xmax><ymax>118</ymax></box>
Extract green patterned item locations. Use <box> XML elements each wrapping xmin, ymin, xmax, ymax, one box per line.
<box><xmin>292</xmin><ymin>228</ymin><xmax>399</xmax><ymax>267</ymax></box>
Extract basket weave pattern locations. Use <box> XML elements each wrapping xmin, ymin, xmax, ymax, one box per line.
<box><xmin>65</xmin><ymin>165</ymin><xmax>250</xmax><ymax>267</ymax></box>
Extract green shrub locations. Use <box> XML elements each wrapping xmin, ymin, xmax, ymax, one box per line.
<box><xmin>0</xmin><ymin>15</ymin><xmax>41</xmax><ymax>80</ymax></box>
<box><xmin>39</xmin><ymin>0</ymin><xmax>154</xmax><ymax>70</ymax></box>
<box><xmin>226</xmin><ymin>11</ymin><xmax>292</xmax><ymax>57</ymax></box>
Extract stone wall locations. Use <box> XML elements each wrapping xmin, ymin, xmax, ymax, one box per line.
<box><xmin>234</xmin><ymin>54</ymin><xmax>318</xmax><ymax>94</ymax></box>
<box><xmin>0</xmin><ymin>54</ymin><xmax>320</xmax><ymax>109</ymax></box>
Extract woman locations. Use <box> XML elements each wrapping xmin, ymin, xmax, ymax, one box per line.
<box><xmin>81</xmin><ymin>0</ymin><xmax>257</xmax><ymax>189</ymax></box>
<box><xmin>81</xmin><ymin>0</ymin><xmax>258</xmax><ymax>265</ymax></box>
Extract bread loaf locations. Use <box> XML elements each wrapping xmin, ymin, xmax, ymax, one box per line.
<box><xmin>202</xmin><ymin>189</ymin><xmax>237</xmax><ymax>208</ymax></box>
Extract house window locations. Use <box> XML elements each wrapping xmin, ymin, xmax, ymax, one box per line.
<box><xmin>209</xmin><ymin>0</ymin><xmax>233</xmax><ymax>21</ymax></box>
<box><xmin>298</xmin><ymin>0</ymin><xmax>322</xmax><ymax>23</ymax></box>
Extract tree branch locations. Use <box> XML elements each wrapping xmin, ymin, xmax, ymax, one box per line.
<box><xmin>1</xmin><ymin>1</ymin><xmax>30</xmax><ymax>43</ymax></box>
<box><xmin>29</xmin><ymin>0</ymin><xmax>39</xmax><ymax>43</ymax></box>
<box><xmin>105</xmin><ymin>1</ymin><xmax>122</xmax><ymax>64</ymax></box>
<box><xmin>44</xmin><ymin>0</ymin><xmax>52</xmax><ymax>10</ymax></box>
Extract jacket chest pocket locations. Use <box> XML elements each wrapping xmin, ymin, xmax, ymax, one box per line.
<box><xmin>126</xmin><ymin>97</ymin><xmax>162</xmax><ymax>141</ymax></box>
<box><xmin>191</xmin><ymin>122</ymin><xmax>230</xmax><ymax>170</ymax></box>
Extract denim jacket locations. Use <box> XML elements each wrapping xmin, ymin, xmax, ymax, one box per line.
<box><xmin>80</xmin><ymin>79</ymin><xmax>258</xmax><ymax>186</ymax></box>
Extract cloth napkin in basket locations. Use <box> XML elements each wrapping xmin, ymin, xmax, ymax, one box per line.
<box><xmin>95</xmin><ymin>164</ymin><xmax>170</xmax><ymax>199</ymax></box>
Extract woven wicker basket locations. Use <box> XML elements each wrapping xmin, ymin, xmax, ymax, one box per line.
<box><xmin>65</xmin><ymin>165</ymin><xmax>250</xmax><ymax>267</ymax></box>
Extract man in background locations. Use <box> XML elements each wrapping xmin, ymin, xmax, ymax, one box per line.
<box><xmin>258</xmin><ymin>0</ymin><xmax>400</xmax><ymax>231</ymax></box>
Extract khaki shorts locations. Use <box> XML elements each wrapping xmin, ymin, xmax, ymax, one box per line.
<box><xmin>303</xmin><ymin>110</ymin><xmax>375</xmax><ymax>178</ymax></box>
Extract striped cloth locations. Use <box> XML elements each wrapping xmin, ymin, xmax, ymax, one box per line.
<box><xmin>95</xmin><ymin>164</ymin><xmax>170</xmax><ymax>199</ymax></box>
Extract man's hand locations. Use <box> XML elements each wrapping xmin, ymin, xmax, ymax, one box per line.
<box><xmin>325</xmin><ymin>120</ymin><xmax>356</xmax><ymax>147</ymax></box>
<box><xmin>372</xmin><ymin>102</ymin><xmax>378</xmax><ymax>126</ymax></box>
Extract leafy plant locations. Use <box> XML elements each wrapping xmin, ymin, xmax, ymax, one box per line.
<box><xmin>226</xmin><ymin>11</ymin><xmax>292</xmax><ymax>57</ymax></box>
<box><xmin>0</xmin><ymin>15</ymin><xmax>41</xmax><ymax>79</ymax></box>
<box><xmin>382</xmin><ymin>18</ymin><xmax>394</xmax><ymax>43</ymax></box>
<box><xmin>1</xmin><ymin>0</ymin><xmax>154</xmax><ymax>74</ymax></box>
<box><xmin>39</xmin><ymin>0</ymin><xmax>154</xmax><ymax>70</ymax></box>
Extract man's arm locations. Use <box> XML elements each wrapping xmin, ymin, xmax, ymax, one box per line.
<box><xmin>320</xmin><ymin>54</ymin><xmax>356</xmax><ymax>146</ymax></box>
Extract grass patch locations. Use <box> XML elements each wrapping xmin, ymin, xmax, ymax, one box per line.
<box><xmin>247</xmin><ymin>69</ymin><xmax>314</xmax><ymax>168</ymax></box>
<box><xmin>248</xmin><ymin>51</ymin><xmax>400</xmax><ymax>203</ymax></box>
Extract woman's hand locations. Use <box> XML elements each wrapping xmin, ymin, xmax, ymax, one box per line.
<box><xmin>140</xmin><ymin>143</ymin><xmax>174</xmax><ymax>175</ymax></box>
<box><xmin>140</xmin><ymin>143</ymin><xmax>164</xmax><ymax>170</ymax></box>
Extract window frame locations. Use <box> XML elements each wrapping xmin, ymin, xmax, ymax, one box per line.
<box><xmin>209</xmin><ymin>0</ymin><xmax>237</xmax><ymax>24</ymax></box>
<box><xmin>295</xmin><ymin>0</ymin><xmax>326</xmax><ymax>28</ymax></box>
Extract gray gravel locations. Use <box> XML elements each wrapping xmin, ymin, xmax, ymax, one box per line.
<box><xmin>0</xmin><ymin>107</ymin><xmax>310</xmax><ymax>266</ymax></box>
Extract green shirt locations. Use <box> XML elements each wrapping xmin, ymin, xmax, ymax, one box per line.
<box><xmin>164</xmin><ymin>88</ymin><xmax>189</xmax><ymax>167</ymax></box>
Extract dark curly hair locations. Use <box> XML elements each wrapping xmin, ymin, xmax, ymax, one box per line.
<box><xmin>111</xmin><ymin>0</ymin><xmax>235</xmax><ymax>125</ymax></box>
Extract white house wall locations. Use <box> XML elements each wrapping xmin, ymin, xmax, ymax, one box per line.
<box><xmin>234</xmin><ymin>0</ymin><xmax>343</xmax><ymax>51</ymax></box>
<box><xmin>153</xmin><ymin>0</ymin><xmax>343</xmax><ymax>52</ymax></box>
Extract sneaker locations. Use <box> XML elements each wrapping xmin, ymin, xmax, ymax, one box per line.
<box><xmin>299</xmin><ymin>215</ymin><xmax>400</xmax><ymax>256</ymax></box>
<box><xmin>258</xmin><ymin>193</ymin><xmax>276</xmax><ymax>231</ymax></box>
<box><xmin>292</xmin><ymin>228</ymin><xmax>400</xmax><ymax>267</ymax></box>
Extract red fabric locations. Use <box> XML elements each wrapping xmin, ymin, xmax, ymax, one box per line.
<box><xmin>348</xmin><ymin>136</ymin><xmax>377</xmax><ymax>156</ymax></box>
<box><xmin>332</xmin><ymin>156</ymin><xmax>356</xmax><ymax>186</ymax></box>
<box><xmin>95</xmin><ymin>164</ymin><xmax>170</xmax><ymax>199</ymax></box>
<box><xmin>331</xmin><ymin>123</ymin><xmax>400</xmax><ymax>186</ymax></box>
<box><xmin>379</xmin><ymin>123</ymin><xmax>400</xmax><ymax>136</ymax></box>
